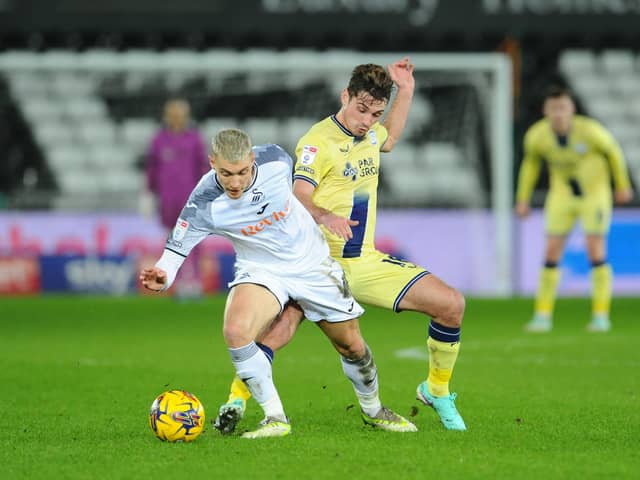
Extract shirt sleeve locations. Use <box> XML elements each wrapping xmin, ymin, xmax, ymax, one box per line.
<box><xmin>375</xmin><ymin>123</ymin><xmax>390</xmax><ymax>150</ymax></box>
<box><xmin>515</xmin><ymin>127</ymin><xmax>543</xmax><ymax>203</ymax></box>
<box><xmin>159</xmin><ymin>177</ymin><xmax>218</xmax><ymax>289</ymax></box>
<box><xmin>592</xmin><ymin>122</ymin><xmax>632</xmax><ymax>192</ymax></box>
<box><xmin>293</xmin><ymin>137</ymin><xmax>331</xmax><ymax>188</ymax></box>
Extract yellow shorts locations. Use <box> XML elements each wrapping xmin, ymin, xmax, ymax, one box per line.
<box><xmin>338</xmin><ymin>250</ymin><xmax>429</xmax><ymax>312</ymax></box>
<box><xmin>544</xmin><ymin>193</ymin><xmax>611</xmax><ymax>236</ymax></box>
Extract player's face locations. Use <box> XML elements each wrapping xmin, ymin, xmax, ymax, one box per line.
<box><xmin>339</xmin><ymin>90</ymin><xmax>387</xmax><ymax>136</ymax></box>
<box><xmin>210</xmin><ymin>153</ymin><xmax>255</xmax><ymax>200</ymax></box>
<box><xmin>543</xmin><ymin>95</ymin><xmax>575</xmax><ymax>135</ymax></box>
<box><xmin>164</xmin><ymin>101</ymin><xmax>190</xmax><ymax>132</ymax></box>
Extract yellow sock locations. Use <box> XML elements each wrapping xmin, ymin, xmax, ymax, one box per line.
<box><xmin>427</xmin><ymin>337</ymin><xmax>460</xmax><ymax>397</ymax></box>
<box><xmin>591</xmin><ymin>263</ymin><xmax>612</xmax><ymax>315</ymax></box>
<box><xmin>227</xmin><ymin>375</ymin><xmax>252</xmax><ymax>403</ymax></box>
<box><xmin>534</xmin><ymin>266</ymin><xmax>561</xmax><ymax>315</ymax></box>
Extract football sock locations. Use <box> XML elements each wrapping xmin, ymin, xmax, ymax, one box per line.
<box><xmin>225</xmin><ymin>342</ymin><xmax>273</xmax><ymax>404</ymax></box>
<box><xmin>427</xmin><ymin>321</ymin><xmax>461</xmax><ymax>397</ymax></box>
<box><xmin>227</xmin><ymin>375</ymin><xmax>252</xmax><ymax>404</ymax></box>
<box><xmin>534</xmin><ymin>263</ymin><xmax>561</xmax><ymax>315</ymax></box>
<box><xmin>341</xmin><ymin>345</ymin><xmax>382</xmax><ymax>417</ymax></box>
<box><xmin>591</xmin><ymin>261</ymin><xmax>612</xmax><ymax>315</ymax></box>
<box><xmin>228</xmin><ymin>342</ymin><xmax>285</xmax><ymax>420</ymax></box>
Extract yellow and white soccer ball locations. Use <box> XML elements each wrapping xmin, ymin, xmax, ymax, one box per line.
<box><xmin>149</xmin><ymin>389</ymin><xmax>205</xmax><ymax>442</ymax></box>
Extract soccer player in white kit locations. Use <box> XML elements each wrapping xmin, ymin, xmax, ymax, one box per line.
<box><xmin>140</xmin><ymin>129</ymin><xmax>416</xmax><ymax>438</ymax></box>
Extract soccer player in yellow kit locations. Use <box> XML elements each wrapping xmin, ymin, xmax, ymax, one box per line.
<box><xmin>516</xmin><ymin>86</ymin><xmax>633</xmax><ymax>333</ymax></box>
<box><xmin>215</xmin><ymin>58</ymin><xmax>467</xmax><ymax>433</ymax></box>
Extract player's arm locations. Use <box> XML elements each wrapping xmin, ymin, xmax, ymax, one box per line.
<box><xmin>293</xmin><ymin>179</ymin><xmax>358</xmax><ymax>240</ymax></box>
<box><xmin>515</xmin><ymin>129</ymin><xmax>543</xmax><ymax>218</ymax></box>
<box><xmin>381</xmin><ymin>57</ymin><xmax>415</xmax><ymax>153</ymax></box>
<box><xmin>140</xmin><ymin>196</ymin><xmax>211</xmax><ymax>292</ymax></box>
<box><xmin>595</xmin><ymin>124</ymin><xmax>633</xmax><ymax>204</ymax></box>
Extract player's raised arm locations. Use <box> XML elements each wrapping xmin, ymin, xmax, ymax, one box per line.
<box><xmin>381</xmin><ymin>56</ymin><xmax>415</xmax><ymax>153</ymax></box>
<box><xmin>293</xmin><ymin>179</ymin><xmax>358</xmax><ymax>240</ymax></box>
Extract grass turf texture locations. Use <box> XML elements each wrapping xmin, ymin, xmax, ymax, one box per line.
<box><xmin>1</xmin><ymin>295</ymin><xmax>638</xmax><ymax>479</ymax></box>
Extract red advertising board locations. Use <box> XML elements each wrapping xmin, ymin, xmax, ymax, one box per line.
<box><xmin>0</xmin><ymin>257</ymin><xmax>41</xmax><ymax>294</ymax></box>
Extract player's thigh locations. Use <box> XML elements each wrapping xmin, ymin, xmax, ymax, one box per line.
<box><xmin>544</xmin><ymin>195</ymin><xmax>578</xmax><ymax>235</ymax></box>
<box><xmin>398</xmin><ymin>273</ymin><xmax>465</xmax><ymax>323</ymax></box>
<box><xmin>224</xmin><ymin>284</ymin><xmax>282</xmax><ymax>341</ymax></box>
<box><xmin>580</xmin><ymin>196</ymin><xmax>611</xmax><ymax>236</ymax></box>
<box><xmin>344</xmin><ymin>251</ymin><xmax>429</xmax><ymax>312</ymax></box>
<box><xmin>225</xmin><ymin>267</ymin><xmax>289</xmax><ymax>342</ymax></box>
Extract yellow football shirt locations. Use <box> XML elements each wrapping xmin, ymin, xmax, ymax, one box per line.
<box><xmin>516</xmin><ymin>115</ymin><xmax>631</xmax><ymax>203</ymax></box>
<box><xmin>294</xmin><ymin>115</ymin><xmax>388</xmax><ymax>260</ymax></box>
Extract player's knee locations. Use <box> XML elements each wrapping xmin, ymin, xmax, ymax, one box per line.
<box><xmin>335</xmin><ymin>335</ymin><xmax>366</xmax><ymax>360</ymax></box>
<box><xmin>441</xmin><ymin>288</ymin><xmax>465</xmax><ymax>327</ymax></box>
<box><xmin>222</xmin><ymin>322</ymin><xmax>250</xmax><ymax>348</ymax></box>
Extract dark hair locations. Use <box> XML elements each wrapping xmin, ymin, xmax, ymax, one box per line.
<box><xmin>347</xmin><ymin>64</ymin><xmax>394</xmax><ymax>102</ymax></box>
<box><xmin>543</xmin><ymin>85</ymin><xmax>573</xmax><ymax>101</ymax></box>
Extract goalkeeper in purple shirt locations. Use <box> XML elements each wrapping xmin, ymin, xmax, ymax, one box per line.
<box><xmin>146</xmin><ymin>98</ymin><xmax>209</xmax><ymax>295</ymax></box>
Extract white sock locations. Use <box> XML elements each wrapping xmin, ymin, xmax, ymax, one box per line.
<box><xmin>229</xmin><ymin>342</ymin><xmax>286</xmax><ymax>421</ymax></box>
<box><xmin>341</xmin><ymin>345</ymin><xmax>382</xmax><ymax>417</ymax></box>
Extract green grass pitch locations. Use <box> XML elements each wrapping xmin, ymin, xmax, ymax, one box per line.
<box><xmin>1</xmin><ymin>295</ymin><xmax>639</xmax><ymax>479</ymax></box>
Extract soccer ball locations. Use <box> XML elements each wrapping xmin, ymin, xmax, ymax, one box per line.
<box><xmin>149</xmin><ymin>389</ymin><xmax>205</xmax><ymax>442</ymax></box>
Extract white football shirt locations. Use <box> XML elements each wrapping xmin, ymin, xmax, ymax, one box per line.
<box><xmin>156</xmin><ymin>144</ymin><xmax>330</xmax><ymax>289</ymax></box>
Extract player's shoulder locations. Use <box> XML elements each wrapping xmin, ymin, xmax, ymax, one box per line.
<box><xmin>575</xmin><ymin>115</ymin><xmax>607</xmax><ymax>134</ymax></box>
<box><xmin>298</xmin><ymin>116</ymin><xmax>333</xmax><ymax>146</ymax></box>
<box><xmin>191</xmin><ymin>170</ymin><xmax>224</xmax><ymax>204</ymax></box>
<box><xmin>253</xmin><ymin>143</ymin><xmax>294</xmax><ymax>168</ymax></box>
<box><xmin>525</xmin><ymin>118</ymin><xmax>549</xmax><ymax>139</ymax></box>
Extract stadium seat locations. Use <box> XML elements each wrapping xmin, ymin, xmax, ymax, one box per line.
<box><xmin>47</xmin><ymin>147</ymin><xmax>88</xmax><ymax>173</ymax></box>
<box><xmin>600</xmin><ymin>49</ymin><xmax>635</xmax><ymax>75</ymax></box>
<box><xmin>244</xmin><ymin>118</ymin><xmax>280</xmax><ymax>146</ymax></box>
<box><xmin>32</xmin><ymin>122</ymin><xmax>76</xmax><ymax>148</ymax></box>
<box><xmin>558</xmin><ymin>49</ymin><xmax>597</xmax><ymax>76</ymax></box>
<box><xmin>120</xmin><ymin>118</ymin><xmax>159</xmax><ymax>153</ymax></box>
<box><xmin>76</xmin><ymin>121</ymin><xmax>117</xmax><ymax>146</ymax></box>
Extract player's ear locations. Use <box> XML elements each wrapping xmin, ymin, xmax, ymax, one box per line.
<box><xmin>340</xmin><ymin>89</ymin><xmax>349</xmax><ymax>107</ymax></box>
<box><xmin>249</xmin><ymin>152</ymin><xmax>256</xmax><ymax>164</ymax></box>
<box><xmin>208</xmin><ymin>155</ymin><xmax>216</xmax><ymax>169</ymax></box>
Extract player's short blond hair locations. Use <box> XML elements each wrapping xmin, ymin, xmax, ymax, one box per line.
<box><xmin>211</xmin><ymin>129</ymin><xmax>252</xmax><ymax>163</ymax></box>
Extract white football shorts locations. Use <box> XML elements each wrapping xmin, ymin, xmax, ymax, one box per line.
<box><xmin>228</xmin><ymin>256</ymin><xmax>364</xmax><ymax>323</ymax></box>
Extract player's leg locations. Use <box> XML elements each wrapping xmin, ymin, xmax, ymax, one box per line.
<box><xmin>316</xmin><ymin>318</ymin><xmax>417</xmax><ymax>433</ymax></box>
<box><xmin>222</xmin><ymin>283</ymin><xmax>291</xmax><ymax>438</ymax></box>
<box><xmin>526</xmin><ymin>196</ymin><xmax>576</xmax><ymax>332</ymax></box>
<box><xmin>216</xmin><ymin>301</ymin><xmax>305</xmax><ymax>434</ymax></box>
<box><xmin>586</xmin><ymin>235</ymin><xmax>611</xmax><ymax>331</ymax></box>
<box><xmin>396</xmin><ymin>274</ymin><xmax>467</xmax><ymax>431</ymax></box>
<box><xmin>526</xmin><ymin>234</ymin><xmax>566</xmax><ymax>332</ymax></box>
<box><xmin>582</xmin><ymin>197</ymin><xmax>613</xmax><ymax>332</ymax></box>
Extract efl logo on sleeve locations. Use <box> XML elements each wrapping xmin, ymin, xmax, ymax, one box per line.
<box><xmin>173</xmin><ymin>219</ymin><xmax>189</xmax><ymax>241</ymax></box>
<box><xmin>300</xmin><ymin>145</ymin><xmax>318</xmax><ymax>165</ymax></box>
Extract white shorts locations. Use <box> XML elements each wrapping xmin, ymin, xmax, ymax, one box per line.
<box><xmin>228</xmin><ymin>257</ymin><xmax>364</xmax><ymax>323</ymax></box>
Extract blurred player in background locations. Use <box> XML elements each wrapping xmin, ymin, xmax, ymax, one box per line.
<box><xmin>141</xmin><ymin>128</ymin><xmax>417</xmax><ymax>438</ymax></box>
<box><xmin>217</xmin><ymin>58</ymin><xmax>467</xmax><ymax>433</ymax></box>
<box><xmin>516</xmin><ymin>85</ymin><xmax>633</xmax><ymax>333</ymax></box>
<box><xmin>146</xmin><ymin>98</ymin><xmax>208</xmax><ymax>297</ymax></box>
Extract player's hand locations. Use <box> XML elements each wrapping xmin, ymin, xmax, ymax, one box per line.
<box><xmin>515</xmin><ymin>202</ymin><xmax>530</xmax><ymax>218</ymax></box>
<box><xmin>139</xmin><ymin>267</ymin><xmax>167</xmax><ymax>292</ymax></box>
<box><xmin>319</xmin><ymin>212</ymin><xmax>359</xmax><ymax>240</ymax></box>
<box><xmin>387</xmin><ymin>56</ymin><xmax>415</xmax><ymax>91</ymax></box>
<box><xmin>614</xmin><ymin>189</ymin><xmax>633</xmax><ymax>204</ymax></box>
